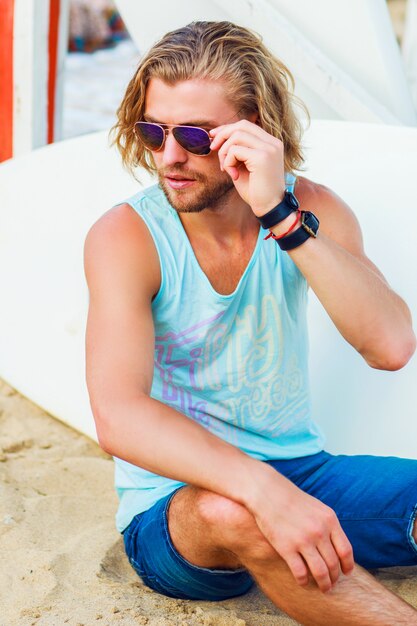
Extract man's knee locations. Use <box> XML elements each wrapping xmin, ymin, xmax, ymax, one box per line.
<box><xmin>194</xmin><ymin>489</ymin><xmax>277</xmax><ymax>563</ymax></box>
<box><xmin>194</xmin><ymin>488</ymin><xmax>252</xmax><ymax>531</ymax></box>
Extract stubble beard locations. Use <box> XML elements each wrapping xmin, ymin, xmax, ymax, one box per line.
<box><xmin>157</xmin><ymin>168</ymin><xmax>235</xmax><ymax>214</ymax></box>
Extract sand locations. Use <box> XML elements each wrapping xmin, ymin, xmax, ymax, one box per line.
<box><xmin>0</xmin><ymin>377</ymin><xmax>417</xmax><ymax>626</ymax></box>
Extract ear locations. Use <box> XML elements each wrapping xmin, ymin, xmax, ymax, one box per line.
<box><xmin>247</xmin><ymin>111</ymin><xmax>261</xmax><ymax>126</ymax></box>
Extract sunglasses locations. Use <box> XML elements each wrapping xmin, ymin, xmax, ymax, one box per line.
<box><xmin>134</xmin><ymin>121</ymin><xmax>212</xmax><ymax>156</ymax></box>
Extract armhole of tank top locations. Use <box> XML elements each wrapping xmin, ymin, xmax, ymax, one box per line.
<box><xmin>284</xmin><ymin>171</ymin><xmax>297</xmax><ymax>193</ymax></box>
<box><xmin>282</xmin><ymin>173</ymin><xmax>308</xmax><ymax>290</ymax></box>
<box><xmin>293</xmin><ymin>175</ymin><xmax>298</xmax><ymax>193</ymax></box>
<box><xmin>123</xmin><ymin>200</ymin><xmax>166</xmax><ymax>307</ymax></box>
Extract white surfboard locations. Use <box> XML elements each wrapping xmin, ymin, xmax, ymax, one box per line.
<box><xmin>116</xmin><ymin>0</ymin><xmax>416</xmax><ymax>124</ymax></box>
<box><xmin>304</xmin><ymin>121</ymin><xmax>417</xmax><ymax>458</ymax></box>
<box><xmin>0</xmin><ymin>121</ymin><xmax>416</xmax><ymax>457</ymax></box>
<box><xmin>0</xmin><ymin>132</ymin><xmax>152</xmax><ymax>440</ymax></box>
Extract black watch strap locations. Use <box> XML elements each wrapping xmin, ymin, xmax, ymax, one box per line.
<box><xmin>277</xmin><ymin>211</ymin><xmax>319</xmax><ymax>251</ymax></box>
<box><xmin>257</xmin><ymin>191</ymin><xmax>299</xmax><ymax>229</ymax></box>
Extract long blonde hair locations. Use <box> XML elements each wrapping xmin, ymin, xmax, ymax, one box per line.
<box><xmin>111</xmin><ymin>21</ymin><xmax>309</xmax><ymax>176</ymax></box>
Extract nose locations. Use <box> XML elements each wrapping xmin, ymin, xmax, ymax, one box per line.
<box><xmin>161</xmin><ymin>129</ymin><xmax>188</xmax><ymax>167</ymax></box>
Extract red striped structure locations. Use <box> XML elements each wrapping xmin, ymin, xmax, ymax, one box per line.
<box><xmin>0</xmin><ymin>0</ymin><xmax>15</xmax><ymax>161</ymax></box>
<box><xmin>48</xmin><ymin>0</ymin><xmax>61</xmax><ymax>145</ymax></box>
<box><xmin>0</xmin><ymin>0</ymin><xmax>69</xmax><ymax>162</ymax></box>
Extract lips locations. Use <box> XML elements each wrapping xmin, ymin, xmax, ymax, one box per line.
<box><xmin>165</xmin><ymin>173</ymin><xmax>197</xmax><ymax>190</ymax></box>
<box><xmin>166</xmin><ymin>174</ymin><xmax>195</xmax><ymax>181</ymax></box>
<box><xmin>166</xmin><ymin>177</ymin><xmax>195</xmax><ymax>190</ymax></box>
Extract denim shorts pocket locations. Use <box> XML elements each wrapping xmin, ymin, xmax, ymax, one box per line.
<box><xmin>123</xmin><ymin>514</ymin><xmax>145</xmax><ymax>567</ymax></box>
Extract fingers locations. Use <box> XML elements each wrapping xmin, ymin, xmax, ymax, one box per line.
<box><xmin>331</xmin><ymin>528</ymin><xmax>355</xmax><ymax>576</ymax></box>
<box><xmin>221</xmin><ymin>144</ymin><xmax>255</xmax><ymax>178</ymax></box>
<box><xmin>316</xmin><ymin>541</ymin><xmax>342</xmax><ymax>587</ymax></box>
<box><xmin>210</xmin><ymin>120</ymin><xmax>282</xmax><ymax>174</ymax></box>
<box><xmin>221</xmin><ymin>142</ymin><xmax>278</xmax><ymax>178</ymax></box>
<box><xmin>284</xmin><ymin>545</ymin><xmax>336</xmax><ymax>593</ymax></box>
<box><xmin>300</xmin><ymin>526</ymin><xmax>354</xmax><ymax>592</ymax></box>
<box><xmin>210</xmin><ymin>119</ymin><xmax>278</xmax><ymax>148</ymax></box>
<box><xmin>287</xmin><ymin>541</ymin><xmax>343</xmax><ymax>593</ymax></box>
<box><xmin>219</xmin><ymin>133</ymin><xmax>260</xmax><ymax>172</ymax></box>
<box><xmin>285</xmin><ymin>553</ymin><xmax>310</xmax><ymax>588</ymax></box>
<box><xmin>301</xmin><ymin>548</ymin><xmax>334</xmax><ymax>593</ymax></box>
<box><xmin>282</xmin><ymin>519</ymin><xmax>354</xmax><ymax>593</ymax></box>
<box><xmin>213</xmin><ymin>129</ymin><xmax>272</xmax><ymax>166</ymax></box>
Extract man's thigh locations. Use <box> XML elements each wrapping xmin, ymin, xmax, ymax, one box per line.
<box><xmin>268</xmin><ymin>450</ymin><xmax>417</xmax><ymax>569</ymax></box>
<box><xmin>122</xmin><ymin>485</ymin><xmax>254</xmax><ymax>601</ymax></box>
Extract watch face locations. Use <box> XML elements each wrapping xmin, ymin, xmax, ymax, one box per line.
<box><xmin>301</xmin><ymin>211</ymin><xmax>319</xmax><ymax>237</ymax></box>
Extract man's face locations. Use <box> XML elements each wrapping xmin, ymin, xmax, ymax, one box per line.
<box><xmin>143</xmin><ymin>78</ymin><xmax>240</xmax><ymax>213</ymax></box>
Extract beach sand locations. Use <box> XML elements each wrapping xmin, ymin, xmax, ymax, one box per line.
<box><xmin>1</xmin><ymin>378</ymin><xmax>417</xmax><ymax>626</ymax></box>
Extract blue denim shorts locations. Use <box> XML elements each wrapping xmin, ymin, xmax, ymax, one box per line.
<box><xmin>122</xmin><ymin>451</ymin><xmax>417</xmax><ymax>601</ymax></box>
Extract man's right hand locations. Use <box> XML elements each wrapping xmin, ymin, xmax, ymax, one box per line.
<box><xmin>245</xmin><ymin>465</ymin><xmax>355</xmax><ymax>593</ymax></box>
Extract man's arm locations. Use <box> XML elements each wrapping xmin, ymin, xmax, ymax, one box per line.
<box><xmin>281</xmin><ymin>178</ymin><xmax>416</xmax><ymax>370</ymax></box>
<box><xmin>84</xmin><ymin>202</ymin><xmax>354</xmax><ymax>593</ymax></box>
<box><xmin>210</xmin><ymin>121</ymin><xmax>416</xmax><ymax>370</ymax></box>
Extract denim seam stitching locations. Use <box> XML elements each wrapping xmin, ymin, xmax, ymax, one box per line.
<box><xmin>130</xmin><ymin>556</ymin><xmax>143</xmax><ymax>573</ymax></box>
<box><xmin>406</xmin><ymin>503</ymin><xmax>417</xmax><ymax>557</ymax></box>
<box><xmin>338</xmin><ymin>515</ymin><xmax>414</xmax><ymax>521</ymax></box>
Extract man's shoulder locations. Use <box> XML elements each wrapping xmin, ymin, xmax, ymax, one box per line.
<box><xmin>294</xmin><ymin>177</ymin><xmax>366</xmax><ymax>258</ymax></box>
<box><xmin>86</xmin><ymin>183</ymin><xmax>169</xmax><ymax>243</ymax></box>
<box><xmin>295</xmin><ymin>176</ymin><xmax>355</xmax><ymax>224</ymax></box>
<box><xmin>295</xmin><ymin>176</ymin><xmax>341</xmax><ymax>208</ymax></box>
<box><xmin>87</xmin><ymin>201</ymin><xmax>144</xmax><ymax>238</ymax></box>
<box><xmin>84</xmin><ymin>200</ymin><xmax>161</xmax><ymax>301</ymax></box>
<box><xmin>84</xmin><ymin>199</ymin><xmax>159</xmax><ymax>272</ymax></box>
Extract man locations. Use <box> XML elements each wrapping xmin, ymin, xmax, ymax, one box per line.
<box><xmin>84</xmin><ymin>21</ymin><xmax>417</xmax><ymax>625</ymax></box>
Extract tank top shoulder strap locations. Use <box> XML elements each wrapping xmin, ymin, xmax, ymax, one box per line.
<box><xmin>284</xmin><ymin>172</ymin><xmax>297</xmax><ymax>193</ymax></box>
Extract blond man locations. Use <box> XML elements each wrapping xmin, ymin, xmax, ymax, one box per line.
<box><xmin>84</xmin><ymin>21</ymin><xmax>417</xmax><ymax>625</ymax></box>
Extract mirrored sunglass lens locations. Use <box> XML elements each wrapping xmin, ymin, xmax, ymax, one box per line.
<box><xmin>135</xmin><ymin>122</ymin><xmax>164</xmax><ymax>150</ymax></box>
<box><xmin>173</xmin><ymin>126</ymin><xmax>211</xmax><ymax>155</ymax></box>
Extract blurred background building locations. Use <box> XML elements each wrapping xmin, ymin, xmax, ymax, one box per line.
<box><xmin>1</xmin><ymin>0</ymin><xmax>415</xmax><ymax>159</ymax></box>
<box><xmin>62</xmin><ymin>0</ymin><xmax>413</xmax><ymax>139</ymax></box>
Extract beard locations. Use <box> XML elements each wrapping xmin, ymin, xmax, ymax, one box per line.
<box><xmin>157</xmin><ymin>167</ymin><xmax>235</xmax><ymax>213</ymax></box>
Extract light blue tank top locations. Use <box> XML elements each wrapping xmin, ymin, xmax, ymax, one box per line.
<box><xmin>114</xmin><ymin>173</ymin><xmax>325</xmax><ymax>532</ymax></box>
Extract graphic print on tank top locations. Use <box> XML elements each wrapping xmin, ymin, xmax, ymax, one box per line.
<box><xmin>154</xmin><ymin>292</ymin><xmax>307</xmax><ymax>447</ymax></box>
<box><xmin>113</xmin><ymin>176</ymin><xmax>325</xmax><ymax>532</ymax></box>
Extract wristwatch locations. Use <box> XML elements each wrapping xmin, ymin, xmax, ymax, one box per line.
<box><xmin>257</xmin><ymin>191</ymin><xmax>299</xmax><ymax>230</ymax></box>
<box><xmin>277</xmin><ymin>210</ymin><xmax>320</xmax><ymax>251</ymax></box>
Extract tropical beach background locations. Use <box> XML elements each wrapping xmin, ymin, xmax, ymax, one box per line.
<box><xmin>1</xmin><ymin>1</ymin><xmax>417</xmax><ymax>624</ymax></box>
